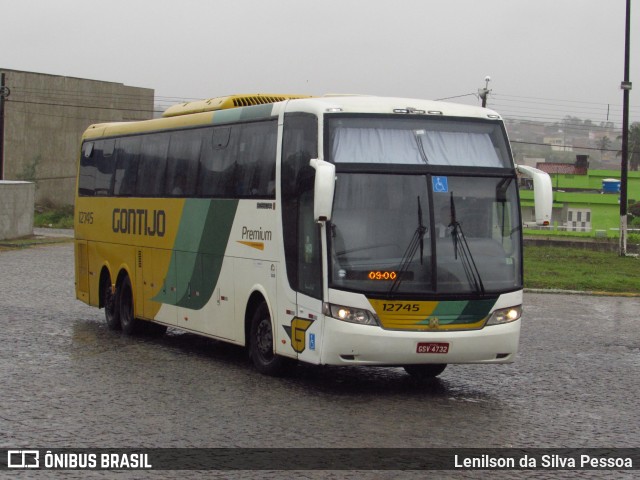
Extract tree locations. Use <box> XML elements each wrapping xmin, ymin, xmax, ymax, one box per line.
<box><xmin>618</xmin><ymin>122</ymin><xmax>640</xmax><ymax>171</ymax></box>
<box><xmin>629</xmin><ymin>123</ymin><xmax>640</xmax><ymax>171</ymax></box>
<box><xmin>598</xmin><ymin>135</ymin><xmax>612</xmax><ymax>161</ymax></box>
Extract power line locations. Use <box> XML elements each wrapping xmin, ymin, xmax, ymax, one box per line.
<box><xmin>435</xmin><ymin>92</ymin><xmax>478</xmax><ymax>101</ymax></box>
<box><xmin>511</xmin><ymin>140</ymin><xmax>639</xmax><ymax>154</ymax></box>
<box><xmin>6</xmin><ymin>98</ymin><xmax>159</xmax><ymax>114</ymax></box>
<box><xmin>4</xmin><ymin>86</ymin><xmax>640</xmax><ymax>131</ymax></box>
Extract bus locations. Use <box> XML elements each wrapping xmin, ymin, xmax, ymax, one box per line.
<box><xmin>74</xmin><ymin>93</ymin><xmax>551</xmax><ymax>378</ymax></box>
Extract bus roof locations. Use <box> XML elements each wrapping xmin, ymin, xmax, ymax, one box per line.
<box><xmin>162</xmin><ymin>93</ymin><xmax>503</xmax><ymax>120</ymax></box>
<box><xmin>82</xmin><ymin>94</ymin><xmax>503</xmax><ymax>141</ymax></box>
<box><xmin>284</xmin><ymin>95</ymin><xmax>502</xmax><ymax>120</ymax></box>
<box><xmin>162</xmin><ymin>93</ymin><xmax>312</xmax><ymax>117</ymax></box>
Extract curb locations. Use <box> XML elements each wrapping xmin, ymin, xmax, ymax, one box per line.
<box><xmin>525</xmin><ymin>288</ymin><xmax>640</xmax><ymax>298</ymax></box>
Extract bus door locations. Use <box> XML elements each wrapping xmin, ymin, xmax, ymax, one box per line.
<box><xmin>290</xmin><ymin>183</ymin><xmax>325</xmax><ymax>364</ymax></box>
<box><xmin>280</xmin><ymin>111</ymin><xmax>324</xmax><ymax>362</ymax></box>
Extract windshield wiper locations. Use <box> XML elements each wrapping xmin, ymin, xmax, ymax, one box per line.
<box><xmin>414</xmin><ymin>130</ymin><xmax>429</xmax><ymax>164</ymax></box>
<box><xmin>390</xmin><ymin>196</ymin><xmax>426</xmax><ymax>294</ymax></box>
<box><xmin>449</xmin><ymin>192</ymin><xmax>485</xmax><ymax>294</ymax></box>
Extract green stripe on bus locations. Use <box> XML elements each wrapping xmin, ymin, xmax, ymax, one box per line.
<box><xmin>212</xmin><ymin>104</ymin><xmax>275</xmax><ymax>125</ymax></box>
<box><xmin>155</xmin><ymin>199</ymin><xmax>239</xmax><ymax>309</ymax></box>
<box><xmin>422</xmin><ymin>298</ymin><xmax>497</xmax><ymax>325</ymax></box>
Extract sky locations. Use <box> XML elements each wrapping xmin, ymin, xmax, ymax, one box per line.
<box><xmin>2</xmin><ymin>0</ymin><xmax>639</xmax><ymax>126</ymax></box>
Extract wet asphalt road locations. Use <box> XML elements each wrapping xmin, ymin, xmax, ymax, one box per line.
<box><xmin>1</xmin><ymin>242</ymin><xmax>638</xmax><ymax>479</ymax></box>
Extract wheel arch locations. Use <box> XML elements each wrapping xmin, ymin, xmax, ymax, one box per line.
<box><xmin>115</xmin><ymin>266</ymin><xmax>133</xmax><ymax>288</ymax></box>
<box><xmin>98</xmin><ymin>266</ymin><xmax>112</xmax><ymax>309</ymax></box>
<box><xmin>244</xmin><ymin>288</ymin><xmax>272</xmax><ymax>348</ymax></box>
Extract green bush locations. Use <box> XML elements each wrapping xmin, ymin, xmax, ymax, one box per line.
<box><xmin>34</xmin><ymin>205</ymin><xmax>74</xmax><ymax>229</ymax></box>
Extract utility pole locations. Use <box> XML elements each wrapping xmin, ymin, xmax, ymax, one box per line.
<box><xmin>0</xmin><ymin>72</ymin><xmax>8</xmax><ymax>180</ymax></box>
<box><xmin>479</xmin><ymin>76</ymin><xmax>491</xmax><ymax>108</ymax></box>
<box><xmin>620</xmin><ymin>0</ymin><xmax>632</xmax><ymax>256</ymax></box>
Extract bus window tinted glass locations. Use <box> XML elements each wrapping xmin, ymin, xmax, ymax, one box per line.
<box><xmin>235</xmin><ymin>121</ymin><xmax>277</xmax><ymax>197</ymax></box>
<box><xmin>199</xmin><ymin>121</ymin><xmax>276</xmax><ymax>198</ymax></box>
<box><xmin>95</xmin><ymin>139</ymin><xmax>115</xmax><ymax>195</ymax></box>
<box><xmin>78</xmin><ymin>142</ymin><xmax>96</xmax><ymax>196</ymax></box>
<box><xmin>79</xmin><ymin>139</ymin><xmax>115</xmax><ymax>196</ymax></box>
<box><xmin>199</xmin><ymin>126</ymin><xmax>236</xmax><ymax>197</ymax></box>
<box><xmin>137</xmin><ymin>134</ymin><xmax>170</xmax><ymax>196</ymax></box>
<box><xmin>113</xmin><ymin>136</ymin><xmax>142</xmax><ymax>196</ymax></box>
<box><xmin>165</xmin><ymin>129</ymin><xmax>202</xmax><ymax>196</ymax></box>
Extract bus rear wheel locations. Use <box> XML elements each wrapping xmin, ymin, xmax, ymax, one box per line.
<box><xmin>249</xmin><ymin>302</ymin><xmax>289</xmax><ymax>376</ymax></box>
<box><xmin>102</xmin><ymin>278</ymin><xmax>120</xmax><ymax>330</ymax></box>
<box><xmin>403</xmin><ymin>364</ymin><xmax>447</xmax><ymax>379</ymax></box>
<box><xmin>118</xmin><ymin>276</ymin><xmax>139</xmax><ymax>335</ymax></box>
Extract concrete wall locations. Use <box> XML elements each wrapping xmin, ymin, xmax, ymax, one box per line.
<box><xmin>0</xmin><ymin>181</ymin><xmax>35</xmax><ymax>240</ymax></box>
<box><xmin>1</xmin><ymin>69</ymin><xmax>154</xmax><ymax>205</ymax></box>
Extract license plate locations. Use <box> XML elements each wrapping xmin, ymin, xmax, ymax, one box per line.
<box><xmin>416</xmin><ymin>342</ymin><xmax>449</xmax><ymax>354</ymax></box>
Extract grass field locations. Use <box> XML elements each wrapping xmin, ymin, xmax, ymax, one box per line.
<box><xmin>523</xmin><ymin>245</ymin><xmax>640</xmax><ymax>294</ymax></box>
<box><xmin>34</xmin><ymin>204</ymin><xmax>74</xmax><ymax>229</ymax></box>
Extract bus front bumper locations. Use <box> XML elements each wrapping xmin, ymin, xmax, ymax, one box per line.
<box><xmin>319</xmin><ymin>317</ymin><xmax>521</xmax><ymax>366</ymax></box>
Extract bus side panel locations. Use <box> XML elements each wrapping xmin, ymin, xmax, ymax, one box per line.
<box><xmin>221</xmin><ymin>200</ymin><xmax>280</xmax><ymax>349</ymax></box>
<box><xmin>176</xmin><ymin>255</ymin><xmax>237</xmax><ymax>341</ymax></box>
<box><xmin>136</xmin><ymin>247</ymin><xmax>176</xmax><ymax>321</ymax></box>
<box><xmin>74</xmin><ymin>240</ymin><xmax>89</xmax><ymax>304</ymax></box>
<box><xmin>233</xmin><ymin>257</ymin><xmax>282</xmax><ymax>351</ymax></box>
<box><xmin>210</xmin><ymin>255</ymin><xmax>236</xmax><ymax>341</ymax></box>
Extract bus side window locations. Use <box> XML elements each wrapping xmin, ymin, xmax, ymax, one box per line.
<box><xmin>165</xmin><ymin>129</ymin><xmax>202</xmax><ymax>197</ymax></box>
<box><xmin>94</xmin><ymin>139</ymin><xmax>115</xmax><ymax>196</ymax></box>
<box><xmin>113</xmin><ymin>136</ymin><xmax>142</xmax><ymax>197</ymax></box>
<box><xmin>137</xmin><ymin>133</ymin><xmax>169</xmax><ymax>197</ymax></box>
<box><xmin>199</xmin><ymin>126</ymin><xmax>235</xmax><ymax>197</ymax></box>
<box><xmin>235</xmin><ymin>121</ymin><xmax>277</xmax><ymax>198</ymax></box>
<box><xmin>79</xmin><ymin>139</ymin><xmax>115</xmax><ymax>196</ymax></box>
<box><xmin>78</xmin><ymin>141</ymin><xmax>96</xmax><ymax>196</ymax></box>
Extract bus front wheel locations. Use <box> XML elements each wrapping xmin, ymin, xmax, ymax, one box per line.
<box><xmin>249</xmin><ymin>302</ymin><xmax>289</xmax><ymax>376</ymax></box>
<box><xmin>403</xmin><ymin>364</ymin><xmax>447</xmax><ymax>379</ymax></box>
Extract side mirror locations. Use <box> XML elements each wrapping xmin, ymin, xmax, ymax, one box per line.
<box><xmin>516</xmin><ymin>164</ymin><xmax>553</xmax><ymax>226</ymax></box>
<box><xmin>310</xmin><ymin>159</ymin><xmax>335</xmax><ymax>222</ymax></box>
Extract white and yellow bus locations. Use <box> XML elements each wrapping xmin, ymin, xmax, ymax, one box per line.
<box><xmin>74</xmin><ymin>93</ymin><xmax>551</xmax><ymax>378</ymax></box>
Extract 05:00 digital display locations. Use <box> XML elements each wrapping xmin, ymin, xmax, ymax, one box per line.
<box><xmin>368</xmin><ymin>271</ymin><xmax>398</xmax><ymax>281</ymax></box>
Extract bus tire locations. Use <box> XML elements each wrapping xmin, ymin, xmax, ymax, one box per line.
<box><xmin>249</xmin><ymin>302</ymin><xmax>289</xmax><ymax>376</ymax></box>
<box><xmin>403</xmin><ymin>364</ymin><xmax>447</xmax><ymax>379</ymax></box>
<box><xmin>118</xmin><ymin>275</ymin><xmax>139</xmax><ymax>335</ymax></box>
<box><xmin>102</xmin><ymin>276</ymin><xmax>120</xmax><ymax>330</ymax></box>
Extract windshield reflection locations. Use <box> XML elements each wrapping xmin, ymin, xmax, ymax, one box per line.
<box><xmin>328</xmin><ymin>173</ymin><xmax>522</xmax><ymax>296</ymax></box>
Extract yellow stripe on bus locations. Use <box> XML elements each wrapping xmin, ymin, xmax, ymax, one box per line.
<box><xmin>237</xmin><ymin>241</ymin><xmax>265</xmax><ymax>251</ymax></box>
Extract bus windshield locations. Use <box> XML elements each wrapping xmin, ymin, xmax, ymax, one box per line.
<box><xmin>329</xmin><ymin>173</ymin><xmax>522</xmax><ymax>295</ymax></box>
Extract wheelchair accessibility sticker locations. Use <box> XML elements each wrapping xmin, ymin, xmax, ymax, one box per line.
<box><xmin>432</xmin><ymin>176</ymin><xmax>449</xmax><ymax>193</ymax></box>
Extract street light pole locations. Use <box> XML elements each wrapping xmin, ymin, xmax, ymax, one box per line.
<box><xmin>620</xmin><ymin>0</ymin><xmax>632</xmax><ymax>256</ymax></box>
<box><xmin>0</xmin><ymin>72</ymin><xmax>7</xmax><ymax>180</ymax></box>
<box><xmin>479</xmin><ymin>76</ymin><xmax>491</xmax><ymax>108</ymax></box>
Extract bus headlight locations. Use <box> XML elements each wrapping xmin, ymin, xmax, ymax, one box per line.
<box><xmin>323</xmin><ymin>303</ymin><xmax>380</xmax><ymax>326</ymax></box>
<box><xmin>486</xmin><ymin>305</ymin><xmax>522</xmax><ymax>326</ymax></box>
